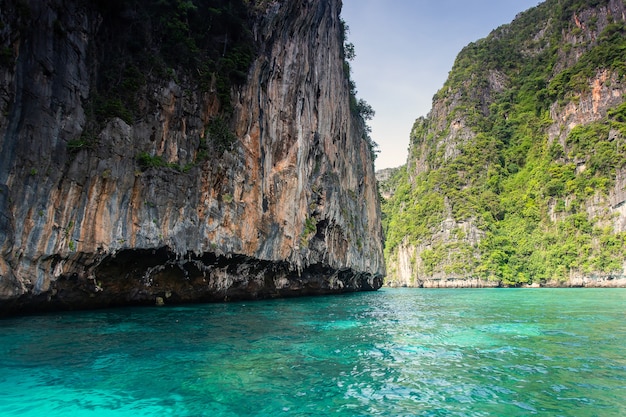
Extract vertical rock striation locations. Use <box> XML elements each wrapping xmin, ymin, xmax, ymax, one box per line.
<box><xmin>0</xmin><ymin>0</ymin><xmax>385</xmax><ymax>315</ymax></box>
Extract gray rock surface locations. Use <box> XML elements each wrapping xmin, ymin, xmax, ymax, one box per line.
<box><xmin>0</xmin><ymin>0</ymin><xmax>384</xmax><ymax>315</ymax></box>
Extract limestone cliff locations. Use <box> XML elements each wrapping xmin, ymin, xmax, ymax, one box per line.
<box><xmin>0</xmin><ymin>0</ymin><xmax>384</xmax><ymax>315</ymax></box>
<box><xmin>381</xmin><ymin>0</ymin><xmax>626</xmax><ymax>288</ymax></box>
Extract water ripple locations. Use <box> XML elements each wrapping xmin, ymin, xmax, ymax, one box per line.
<box><xmin>0</xmin><ymin>288</ymin><xmax>625</xmax><ymax>416</ymax></box>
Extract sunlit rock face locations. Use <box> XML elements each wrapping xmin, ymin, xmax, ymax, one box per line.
<box><xmin>0</xmin><ymin>0</ymin><xmax>384</xmax><ymax>315</ymax></box>
<box><xmin>382</xmin><ymin>0</ymin><xmax>626</xmax><ymax>288</ymax></box>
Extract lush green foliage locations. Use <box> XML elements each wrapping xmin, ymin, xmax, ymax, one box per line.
<box><xmin>69</xmin><ymin>0</ymin><xmax>255</xmax><ymax>169</ymax></box>
<box><xmin>382</xmin><ymin>167</ymin><xmax>445</xmax><ymax>249</ymax></box>
<box><xmin>382</xmin><ymin>0</ymin><xmax>626</xmax><ymax>285</ymax></box>
<box><xmin>86</xmin><ymin>0</ymin><xmax>255</xmax><ymax>126</ymax></box>
<box><xmin>550</xmin><ymin>21</ymin><xmax>626</xmax><ymax>103</ymax></box>
<box><xmin>207</xmin><ymin>117</ymin><xmax>237</xmax><ymax>152</ymax></box>
<box><xmin>137</xmin><ymin>151</ymin><xmax>194</xmax><ymax>172</ymax></box>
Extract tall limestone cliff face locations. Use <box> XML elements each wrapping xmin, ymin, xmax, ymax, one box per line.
<box><xmin>0</xmin><ymin>0</ymin><xmax>384</xmax><ymax>314</ymax></box>
<box><xmin>382</xmin><ymin>0</ymin><xmax>626</xmax><ymax>288</ymax></box>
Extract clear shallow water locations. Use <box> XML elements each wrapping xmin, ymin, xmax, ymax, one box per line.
<box><xmin>0</xmin><ymin>289</ymin><xmax>624</xmax><ymax>417</ymax></box>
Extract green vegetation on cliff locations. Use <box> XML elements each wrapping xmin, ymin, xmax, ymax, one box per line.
<box><xmin>71</xmin><ymin>0</ymin><xmax>258</xmax><ymax>168</ymax></box>
<box><xmin>340</xmin><ymin>19</ymin><xmax>379</xmax><ymax>160</ymax></box>
<box><xmin>381</xmin><ymin>0</ymin><xmax>626</xmax><ymax>285</ymax></box>
<box><xmin>89</xmin><ymin>0</ymin><xmax>255</xmax><ymax>125</ymax></box>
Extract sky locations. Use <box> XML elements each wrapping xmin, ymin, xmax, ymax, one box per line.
<box><xmin>341</xmin><ymin>0</ymin><xmax>543</xmax><ymax>170</ymax></box>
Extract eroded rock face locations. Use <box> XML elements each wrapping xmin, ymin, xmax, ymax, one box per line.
<box><xmin>0</xmin><ymin>0</ymin><xmax>384</xmax><ymax>315</ymax></box>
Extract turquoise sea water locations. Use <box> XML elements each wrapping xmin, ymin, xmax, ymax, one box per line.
<box><xmin>0</xmin><ymin>288</ymin><xmax>624</xmax><ymax>416</ymax></box>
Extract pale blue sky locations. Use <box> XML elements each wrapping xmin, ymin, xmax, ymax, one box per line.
<box><xmin>341</xmin><ymin>0</ymin><xmax>543</xmax><ymax>169</ymax></box>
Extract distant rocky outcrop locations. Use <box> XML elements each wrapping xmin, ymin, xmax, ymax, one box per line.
<box><xmin>375</xmin><ymin>167</ymin><xmax>401</xmax><ymax>199</ymax></box>
<box><xmin>0</xmin><ymin>0</ymin><xmax>384</xmax><ymax>315</ymax></box>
